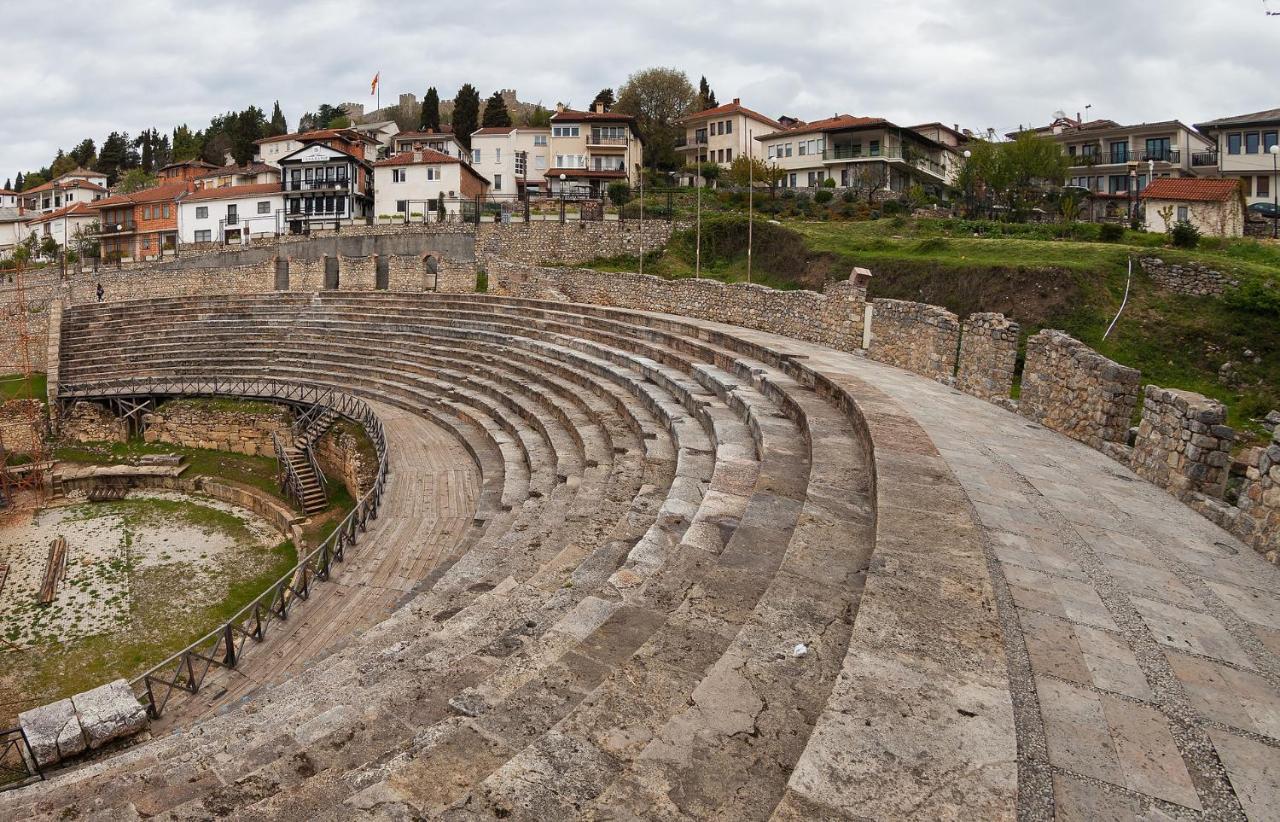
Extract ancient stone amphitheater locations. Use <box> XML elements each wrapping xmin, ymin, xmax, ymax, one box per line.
<box><xmin>2</xmin><ymin>230</ymin><xmax>1278</xmax><ymax>820</ymax></box>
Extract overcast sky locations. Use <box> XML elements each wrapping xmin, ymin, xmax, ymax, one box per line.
<box><xmin>3</xmin><ymin>0</ymin><xmax>1278</xmax><ymax>180</ymax></box>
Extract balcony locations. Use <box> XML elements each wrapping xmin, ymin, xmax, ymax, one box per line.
<box><xmin>587</xmin><ymin>135</ymin><xmax>629</xmax><ymax>149</ymax></box>
<box><xmin>97</xmin><ymin>222</ymin><xmax>136</xmax><ymax>235</ymax></box>
<box><xmin>1191</xmin><ymin>151</ymin><xmax>1219</xmax><ymax>167</ymax></box>
<box><xmin>1139</xmin><ymin>149</ymin><xmax>1180</xmax><ymax>163</ymax></box>
<box><xmin>284</xmin><ymin>178</ymin><xmax>349</xmax><ymax>192</ymax></box>
<box><xmin>821</xmin><ymin>146</ymin><xmax>946</xmax><ymax>178</ymax></box>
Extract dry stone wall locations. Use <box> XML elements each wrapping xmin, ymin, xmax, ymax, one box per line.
<box><xmin>1130</xmin><ymin>386</ymin><xmax>1233</xmax><ymax>500</ymax></box>
<box><xmin>1140</xmin><ymin>256</ymin><xmax>1239</xmax><ymax>296</ymax></box>
<box><xmin>1019</xmin><ymin>330</ymin><xmax>1141</xmax><ymax>451</ymax></box>
<box><xmin>0</xmin><ymin>272</ymin><xmax>53</xmax><ymax>372</ymax></box>
<box><xmin>476</xmin><ymin>221</ymin><xmax>673</xmax><ymax>267</ymax></box>
<box><xmin>491</xmin><ymin>261</ymin><xmax>868</xmax><ymax>353</ymax></box>
<box><xmin>956</xmin><ymin>313</ymin><xmax>1020</xmax><ymax>402</ymax></box>
<box><xmin>314</xmin><ymin>422</ymin><xmax>377</xmax><ymax>498</ymax></box>
<box><xmin>60</xmin><ymin>401</ymin><xmax>127</xmax><ymax>443</ymax></box>
<box><xmin>0</xmin><ymin>399</ymin><xmax>48</xmax><ymax>454</ymax></box>
<box><xmin>866</xmin><ymin>299</ymin><xmax>959</xmax><ymax>382</ymax></box>
<box><xmin>141</xmin><ymin>399</ymin><xmax>291</xmax><ymax>457</ymax></box>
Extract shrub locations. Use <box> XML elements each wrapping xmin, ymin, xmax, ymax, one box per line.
<box><xmin>475</xmin><ymin>268</ymin><xmax>488</xmax><ymax>292</ymax></box>
<box><xmin>781</xmin><ymin>188</ymin><xmax>796</xmax><ymax>200</ymax></box>
<box><xmin>1170</xmin><ymin>220</ymin><xmax>1201</xmax><ymax>249</ymax></box>
<box><xmin>814</xmin><ymin>189</ymin><xmax>834</xmax><ymax>204</ymax></box>
<box><xmin>607</xmin><ymin>181</ymin><xmax>632</xmax><ymax>208</ymax></box>
<box><xmin>1222</xmin><ymin>279</ymin><xmax>1280</xmax><ymax>317</ymax></box>
<box><xmin>1199</xmin><ymin>236</ymin><xmax>1225</xmax><ymax>251</ymax></box>
<box><xmin>821</xmin><ymin>178</ymin><xmax>836</xmax><ymax>188</ymax></box>
<box><xmin>841</xmin><ymin>189</ymin><xmax>855</xmax><ymax>203</ymax></box>
<box><xmin>1098</xmin><ymin>223</ymin><xmax>1125</xmax><ymax>243</ymax></box>
<box><xmin>881</xmin><ymin>199</ymin><xmax>905</xmax><ymax>216</ymax></box>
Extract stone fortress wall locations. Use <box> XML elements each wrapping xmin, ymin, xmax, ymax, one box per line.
<box><xmin>3</xmin><ymin>220</ymin><xmax>1276</xmax><ymax>562</ymax></box>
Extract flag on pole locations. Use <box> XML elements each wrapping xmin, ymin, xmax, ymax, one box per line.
<box><xmin>370</xmin><ymin>72</ymin><xmax>380</xmax><ymax>95</ymax></box>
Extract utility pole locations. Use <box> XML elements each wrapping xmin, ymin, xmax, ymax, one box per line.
<box><xmin>638</xmin><ymin>160</ymin><xmax>644</xmax><ymax>277</ymax></box>
<box><xmin>747</xmin><ymin>128</ymin><xmax>754</xmax><ymax>285</ymax></box>
<box><xmin>695</xmin><ymin>145</ymin><xmax>702</xmax><ymax>279</ymax></box>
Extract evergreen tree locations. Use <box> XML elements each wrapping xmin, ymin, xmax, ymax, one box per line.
<box><xmin>453</xmin><ymin>84</ymin><xmax>481</xmax><ymax>149</ymax></box>
<box><xmin>697</xmin><ymin>76</ymin><xmax>717</xmax><ymax>110</ymax></box>
<box><xmin>50</xmin><ymin>150</ymin><xmax>78</xmax><ymax>177</ymax></box>
<box><xmin>14</xmin><ymin>172</ymin><xmax>23</xmax><ymax>191</ymax></box>
<box><xmin>172</xmin><ymin>125</ymin><xmax>203</xmax><ymax>162</ymax></box>
<box><xmin>69</xmin><ymin>138</ymin><xmax>96</xmax><ymax>168</ymax></box>
<box><xmin>481</xmin><ymin>91</ymin><xmax>513</xmax><ymax>128</ymax></box>
<box><xmin>590</xmin><ymin>88</ymin><xmax>615</xmax><ymax>111</ymax></box>
<box><xmin>154</xmin><ymin>134</ymin><xmax>172</xmax><ymax>169</ymax></box>
<box><xmin>95</xmin><ymin>131</ymin><xmax>131</xmax><ymax>185</ymax></box>
<box><xmin>268</xmin><ymin>101</ymin><xmax>288</xmax><ymax>136</ymax></box>
<box><xmin>134</xmin><ymin>130</ymin><xmax>157</xmax><ymax>173</ymax></box>
<box><xmin>526</xmin><ymin>104</ymin><xmax>551</xmax><ymax>128</ymax></box>
<box><xmin>2</xmin><ymin>178</ymin><xmax>9</xmax><ymax>191</ymax></box>
<box><xmin>421</xmin><ymin>87</ymin><xmax>441</xmax><ymax>131</ymax></box>
<box><xmin>22</xmin><ymin>173</ymin><xmax>46</xmax><ymax>191</ymax></box>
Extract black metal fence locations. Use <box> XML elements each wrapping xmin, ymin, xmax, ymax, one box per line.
<box><xmin>0</xmin><ymin>727</ymin><xmax>41</xmax><ymax>792</ymax></box>
<box><xmin>58</xmin><ymin>377</ymin><xmax>390</xmax><ymax>720</ymax></box>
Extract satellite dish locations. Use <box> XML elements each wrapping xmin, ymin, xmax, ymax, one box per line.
<box><xmin>1053</xmin><ymin>109</ymin><xmax>1068</xmax><ymax>121</ymax></box>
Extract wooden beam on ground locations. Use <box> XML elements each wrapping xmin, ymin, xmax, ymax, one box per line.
<box><xmin>37</xmin><ymin>537</ymin><xmax>67</xmax><ymax>606</ymax></box>
<box><xmin>0</xmin><ymin>563</ymin><xmax>8</xmax><ymax>600</ymax></box>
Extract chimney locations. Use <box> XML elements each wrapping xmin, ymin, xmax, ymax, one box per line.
<box><xmin>595</xmin><ymin>102</ymin><xmax>605</xmax><ymax>113</ymax></box>
<box><xmin>413</xmin><ymin>151</ymin><xmax>422</xmax><ymax>163</ymax></box>
<box><xmin>953</xmin><ymin>123</ymin><xmax>959</xmax><ymax>132</ymax></box>
<box><xmin>555</xmin><ymin>103</ymin><xmax>566</xmax><ymax>113</ymax></box>
<box><xmin>733</xmin><ymin>97</ymin><xmax>740</xmax><ymax>105</ymax></box>
<box><xmin>1077</xmin><ymin>111</ymin><xmax>1082</xmax><ymax>123</ymax></box>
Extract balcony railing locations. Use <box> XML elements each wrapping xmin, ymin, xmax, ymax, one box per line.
<box><xmin>284</xmin><ymin>178</ymin><xmax>349</xmax><ymax>191</ymax></box>
<box><xmin>1139</xmin><ymin>149</ymin><xmax>1179</xmax><ymax>163</ymax></box>
<box><xmin>587</xmin><ymin>135</ymin><xmax>629</xmax><ymax>147</ymax></box>
<box><xmin>1191</xmin><ymin>151</ymin><xmax>1219</xmax><ymax>167</ymax></box>
<box><xmin>97</xmin><ymin>222</ymin><xmax>136</xmax><ymax>234</ymax></box>
<box><xmin>225</xmin><ymin>215</ymin><xmax>239</xmax><ymax>226</ymax></box>
<box><xmin>821</xmin><ymin>146</ymin><xmax>946</xmax><ymax>177</ymax></box>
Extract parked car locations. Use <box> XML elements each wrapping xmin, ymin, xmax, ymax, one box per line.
<box><xmin>1247</xmin><ymin>202</ymin><xmax>1280</xmax><ymax>219</ymax></box>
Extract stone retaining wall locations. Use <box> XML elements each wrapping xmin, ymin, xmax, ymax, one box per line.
<box><xmin>314</xmin><ymin>422</ymin><xmax>377</xmax><ymax>499</ymax></box>
<box><xmin>0</xmin><ymin>274</ymin><xmax>52</xmax><ymax>372</ymax></box>
<box><xmin>0</xmin><ymin>399</ymin><xmax>48</xmax><ymax>454</ymax></box>
<box><xmin>1018</xmin><ymin>330</ymin><xmax>1141</xmax><ymax>451</ymax></box>
<box><xmin>141</xmin><ymin>399</ymin><xmax>291</xmax><ymax>457</ymax></box>
<box><xmin>956</xmin><ymin>313</ymin><xmax>1020</xmax><ymax>402</ymax></box>
<box><xmin>1140</xmin><ymin>256</ymin><xmax>1239</xmax><ymax>296</ymax></box>
<box><xmin>60</xmin><ymin>401</ymin><xmax>128</xmax><ymax>443</ymax></box>
<box><xmin>1214</xmin><ymin>431</ymin><xmax>1280</xmax><ymax>563</ymax></box>
<box><xmin>866</xmin><ymin>299</ymin><xmax>960</xmax><ymax>382</ymax></box>
<box><xmin>1130</xmin><ymin>386</ymin><xmax>1233</xmax><ymax>500</ymax></box>
<box><xmin>476</xmin><ymin>221</ymin><xmax>673</xmax><ymax>267</ymax></box>
<box><xmin>491</xmin><ymin>261</ymin><xmax>868</xmax><ymax>353</ymax></box>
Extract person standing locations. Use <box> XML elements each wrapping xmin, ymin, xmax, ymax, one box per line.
<box><xmin>96</xmin><ymin>282</ymin><xmax>104</xmax><ymax>303</ymax></box>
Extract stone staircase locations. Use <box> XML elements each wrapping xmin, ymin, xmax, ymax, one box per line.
<box><xmin>0</xmin><ymin>290</ymin><xmax>994</xmax><ymax>820</ymax></box>
<box><xmin>285</xmin><ymin>405</ymin><xmax>339</xmax><ymax>514</ymax></box>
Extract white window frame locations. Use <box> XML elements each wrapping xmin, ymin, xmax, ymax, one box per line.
<box><xmin>392</xmin><ymin>168</ymin><xmax>407</xmax><ymax>183</ymax></box>
<box><xmin>195</xmin><ymin>206</ymin><xmax>208</xmax><ymax>219</ymax></box>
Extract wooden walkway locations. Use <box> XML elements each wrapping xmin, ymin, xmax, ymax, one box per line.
<box><xmin>151</xmin><ymin>401</ymin><xmax>480</xmax><ymax>733</ymax></box>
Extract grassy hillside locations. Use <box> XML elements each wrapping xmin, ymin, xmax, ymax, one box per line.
<box><xmin>585</xmin><ymin>215</ymin><xmax>1280</xmax><ymax>438</ymax></box>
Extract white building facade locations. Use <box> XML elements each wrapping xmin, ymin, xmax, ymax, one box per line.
<box><xmin>372</xmin><ymin>150</ymin><xmax>490</xmax><ymax>217</ymax></box>
<box><xmin>470</xmin><ymin>127</ymin><xmax>552</xmax><ymax>198</ymax></box>
<box><xmin>177</xmin><ymin>184</ymin><xmax>285</xmax><ymax>245</ymax></box>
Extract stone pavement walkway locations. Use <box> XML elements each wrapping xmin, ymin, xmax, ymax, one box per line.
<box><xmin>711</xmin><ymin>323</ymin><xmax>1280</xmax><ymax>821</ymax></box>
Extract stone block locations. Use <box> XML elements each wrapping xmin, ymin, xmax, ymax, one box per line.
<box><xmin>19</xmin><ymin>698</ymin><xmax>85</xmax><ymax>767</ymax></box>
<box><xmin>71</xmin><ymin>679</ymin><xmax>148</xmax><ymax>750</ymax></box>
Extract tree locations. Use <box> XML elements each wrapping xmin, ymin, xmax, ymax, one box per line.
<box><xmin>117</xmin><ymin>168</ymin><xmax>158</xmax><ymax>194</ymax></box>
<box><xmin>614</xmin><ymin>67</ymin><xmax>697</xmax><ymax>171</ymax></box>
<box><xmin>134</xmin><ymin>129</ymin><xmax>161</xmax><ymax>173</ymax></box>
<box><xmin>96</xmin><ymin>131</ymin><xmax>132</xmax><ymax>185</ymax></box>
<box><xmin>420</xmin><ymin>87</ymin><xmax>440</xmax><ymax>131</ymax></box>
<box><xmin>482</xmin><ymin>91</ymin><xmax>513</xmax><ymax>128</ymax></box>
<box><xmin>726</xmin><ymin>154</ymin><xmax>784</xmax><ymax>194</ymax></box>
<box><xmin>21</xmin><ymin>172</ymin><xmax>45</xmax><ymax>191</ymax></box>
<box><xmin>14</xmin><ymin>172</ymin><xmax>24</xmax><ymax>191</ymax></box>
<box><xmin>526</xmin><ymin>104</ymin><xmax>551</xmax><ymax>128</ymax></box>
<box><xmin>268</xmin><ymin>101</ymin><xmax>288</xmax><ymax>136</ymax></box>
<box><xmin>2</xmin><ymin>179</ymin><xmax>8</xmax><ymax>191</ymax></box>
<box><xmin>50</xmin><ymin>150</ymin><xmax>78</xmax><ymax>178</ymax></box>
<box><xmin>69</xmin><ymin>138</ymin><xmax>96</xmax><ymax>169</ymax></box>
<box><xmin>298</xmin><ymin>103</ymin><xmax>347</xmax><ymax>132</ymax></box>
<box><xmin>697</xmin><ymin>76</ymin><xmax>717</xmax><ymax>110</ymax></box>
<box><xmin>590</xmin><ymin>88</ymin><xmax>615</xmax><ymax>112</ymax></box>
<box><xmin>958</xmin><ymin>133</ymin><xmax>1069</xmax><ymax>221</ymax></box>
<box><xmin>172</xmin><ymin>125</ymin><xmax>203</xmax><ymax>162</ymax></box>
<box><xmin>847</xmin><ymin>164</ymin><xmax>887</xmax><ymax>204</ymax></box>
<box><xmin>453</xmin><ymin>84</ymin><xmax>481</xmax><ymax>149</ymax></box>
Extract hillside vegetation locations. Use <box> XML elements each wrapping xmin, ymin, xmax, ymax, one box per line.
<box><xmin>588</xmin><ymin>215</ymin><xmax>1280</xmax><ymax>436</ymax></box>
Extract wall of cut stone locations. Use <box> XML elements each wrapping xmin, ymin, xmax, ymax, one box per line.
<box><xmin>1130</xmin><ymin>386</ymin><xmax>1233</xmax><ymax>500</ymax></box>
<box><xmin>1194</xmin><ymin>429</ymin><xmax>1280</xmax><ymax>564</ymax></box>
<box><xmin>476</xmin><ymin>221</ymin><xmax>674</xmax><ymax>267</ymax></box>
<box><xmin>0</xmin><ymin>399</ymin><xmax>48</xmax><ymax>454</ymax></box>
<box><xmin>956</xmin><ymin>312</ymin><xmax>1020</xmax><ymax>402</ymax></box>
<box><xmin>490</xmin><ymin>261</ymin><xmax>868</xmax><ymax>352</ymax></box>
<box><xmin>141</xmin><ymin>399</ymin><xmax>292</xmax><ymax>457</ymax></box>
<box><xmin>60</xmin><ymin>401</ymin><xmax>127</xmax><ymax>443</ymax></box>
<box><xmin>866</xmin><ymin>299</ymin><xmax>960</xmax><ymax>383</ymax></box>
<box><xmin>1139</xmin><ymin>256</ymin><xmax>1238</xmax><ymax>296</ymax></box>
<box><xmin>0</xmin><ymin>272</ymin><xmax>54</xmax><ymax>372</ymax></box>
<box><xmin>1019</xmin><ymin>329</ymin><xmax>1141</xmax><ymax>451</ymax></box>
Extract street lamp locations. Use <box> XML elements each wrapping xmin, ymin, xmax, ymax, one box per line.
<box><xmin>1271</xmin><ymin>143</ymin><xmax>1279</xmax><ymax>239</ymax></box>
<box><xmin>559</xmin><ymin>173</ymin><xmax>567</xmax><ymax>223</ymax></box>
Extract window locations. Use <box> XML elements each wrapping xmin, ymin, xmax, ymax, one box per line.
<box><xmin>1109</xmin><ymin>175</ymin><xmax>1128</xmax><ymax>194</ymax></box>
<box><xmin>1228</xmin><ymin>133</ymin><xmax>1242</xmax><ymax>155</ymax></box>
<box><xmin>194</xmin><ymin>230</ymin><xmax>211</xmax><ymax>242</ymax></box>
<box><xmin>496</xmin><ymin>148</ymin><xmax>501</xmax><ymax>162</ymax></box>
<box><xmin>788</xmin><ymin>172</ymin><xmax>797</xmax><ymax>188</ymax></box>
<box><xmin>552</xmin><ymin>125</ymin><xmax>580</xmax><ymax>138</ymax></box>
<box><xmin>494</xmin><ymin>174</ymin><xmax>503</xmax><ymax>191</ymax></box>
<box><xmin>1258</xmin><ymin>175</ymin><xmax>1271</xmax><ymax>198</ymax></box>
<box><xmin>725</xmin><ymin>120</ymin><xmax>732</xmax><ymax>134</ymax></box>
<box><xmin>257</xmin><ymin>201</ymin><xmax>270</xmax><ymax>214</ymax></box>
<box><xmin>392</xmin><ymin>168</ymin><xmax>407</xmax><ymax>182</ymax></box>
<box><xmin>336</xmin><ymin>197</ymin><xmax>346</xmax><ymax>214</ymax></box>
<box><xmin>1145</xmin><ymin>137</ymin><xmax>1171</xmax><ymax>161</ymax></box>
<box><xmin>1109</xmin><ymin>141</ymin><xmax>1128</xmax><ymax>163</ymax></box>
<box><xmin>196</xmin><ymin>206</ymin><xmax>209</xmax><ymax>219</ymax></box>
<box><xmin>1246</xmin><ymin>132</ymin><xmax>1261</xmax><ymax>154</ymax></box>
<box><xmin>163</xmin><ymin>205</ymin><xmax>170</xmax><ymax>219</ymax></box>
<box><xmin>767</xmin><ymin>145</ymin><xmax>776</xmax><ymax>159</ymax></box>
<box><xmin>1265</xmin><ymin>132</ymin><xmax>1279</xmax><ymax>152</ymax></box>
<box><xmin>533</xmin><ymin>135</ymin><xmax>548</xmax><ymax>146</ymax></box>
<box><xmin>869</xmin><ymin>140</ymin><xmax>881</xmax><ymax>157</ymax></box>
<box><xmin>396</xmin><ymin>200</ymin><xmax>407</xmax><ymax>213</ymax></box>
<box><xmin>798</xmin><ymin>142</ymin><xmax>807</xmax><ymax>156</ymax></box>
<box><xmin>472</xmin><ymin>149</ymin><xmax>481</xmax><ymax>164</ymax></box>
<box><xmin>784</xmin><ymin>143</ymin><xmax>793</xmax><ymax>157</ymax></box>
<box><xmin>807</xmin><ymin>171</ymin><xmax>818</xmax><ymax>187</ymax></box>
<box><xmin>725</xmin><ymin>148</ymin><xmax>732</xmax><ymax>162</ymax></box>
<box><xmin>841</xmin><ymin>169</ymin><xmax>849</xmax><ymax>186</ymax></box>
<box><xmin>142</xmin><ymin>237</ymin><xmax>151</xmax><ymax>250</ymax></box>
<box><xmin>427</xmin><ymin>167</ymin><xmax>439</xmax><ymax>181</ymax></box>
<box><xmin>1243</xmin><ymin>176</ymin><xmax>1253</xmax><ymax>196</ymax></box>
<box><xmin>1177</xmin><ymin>205</ymin><xmax>1189</xmax><ymax>222</ymax></box>
<box><xmin>534</xmin><ymin>155</ymin><xmax>546</xmax><ymax>170</ymax></box>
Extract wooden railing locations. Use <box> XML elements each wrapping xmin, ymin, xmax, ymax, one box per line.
<box><xmin>57</xmin><ymin>377</ymin><xmax>390</xmax><ymax>719</ymax></box>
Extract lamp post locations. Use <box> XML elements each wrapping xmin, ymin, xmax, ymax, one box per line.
<box><xmin>962</xmin><ymin>149</ymin><xmax>973</xmax><ymax>216</ymax></box>
<box><xmin>559</xmin><ymin>173</ymin><xmax>567</xmax><ymax>223</ymax></box>
<box><xmin>1129</xmin><ymin>168</ymin><xmax>1138</xmax><ymax>224</ymax></box>
<box><xmin>1271</xmin><ymin>143</ymin><xmax>1279</xmax><ymax>239</ymax></box>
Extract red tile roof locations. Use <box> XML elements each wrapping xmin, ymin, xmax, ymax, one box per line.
<box><xmin>180</xmin><ymin>183</ymin><xmax>283</xmax><ymax>202</ymax></box>
<box><xmin>681</xmin><ymin>100</ymin><xmax>782</xmax><ymax>130</ymax></box>
<box><xmin>551</xmin><ymin>108</ymin><xmax>637</xmax><ymax>124</ymax></box>
<box><xmin>373</xmin><ymin>148</ymin><xmax>464</xmax><ymax>167</ymax></box>
<box><xmin>26</xmin><ymin>202</ymin><xmax>94</xmax><ymax>225</ymax></box>
<box><xmin>255</xmin><ymin>128</ymin><xmax>377</xmax><ymax>146</ymax></box>
<box><xmin>470</xmin><ymin>127</ymin><xmax>518</xmax><ymax>136</ymax></box>
<box><xmin>1140</xmin><ymin>177</ymin><xmax>1241</xmax><ymax>203</ymax></box>
<box><xmin>395</xmin><ymin>127</ymin><xmax>457</xmax><ymax>137</ymax></box>
<box><xmin>89</xmin><ymin>182</ymin><xmax>191</xmax><ymax>209</ymax></box>
<box><xmin>22</xmin><ymin>178</ymin><xmax>107</xmax><ymax>195</ymax></box>
<box><xmin>757</xmin><ymin>114</ymin><xmax>887</xmax><ymax>140</ymax></box>
<box><xmin>195</xmin><ymin>162</ymin><xmax>277</xmax><ymax>180</ymax></box>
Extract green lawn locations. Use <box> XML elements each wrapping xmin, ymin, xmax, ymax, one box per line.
<box><xmin>0</xmin><ymin>372</ymin><xmax>47</xmax><ymax>405</ymax></box>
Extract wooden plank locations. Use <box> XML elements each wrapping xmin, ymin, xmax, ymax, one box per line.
<box><xmin>37</xmin><ymin>536</ymin><xmax>67</xmax><ymax>606</ymax></box>
<box><xmin>0</xmin><ymin>563</ymin><xmax>8</xmax><ymax>601</ymax></box>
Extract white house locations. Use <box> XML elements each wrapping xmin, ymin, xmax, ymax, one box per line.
<box><xmin>253</xmin><ymin>128</ymin><xmax>379</xmax><ymax>168</ymax></box>
<box><xmin>392</xmin><ymin>128</ymin><xmax>469</xmax><ymax>161</ymax></box>
<box><xmin>1140</xmin><ymin>177</ymin><xmax>1245</xmax><ymax>237</ymax></box>
<box><xmin>0</xmin><ymin>189</ymin><xmax>19</xmax><ymax>208</ymax></box>
<box><xmin>470</xmin><ymin>126</ymin><xmax>552</xmax><ymax>198</ymax></box>
<box><xmin>21</xmin><ymin>203</ymin><xmax>96</xmax><ymax>256</ymax></box>
<box><xmin>0</xmin><ymin>208</ymin><xmax>28</xmax><ymax>252</ymax></box>
<box><xmin>20</xmin><ymin>168</ymin><xmax>109</xmax><ymax>214</ymax></box>
<box><xmin>372</xmin><ymin>149</ymin><xmax>489</xmax><ymax>218</ymax></box>
<box><xmin>178</xmin><ymin>183</ymin><xmax>285</xmax><ymax>245</ymax></box>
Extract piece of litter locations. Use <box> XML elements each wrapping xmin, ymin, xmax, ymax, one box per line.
<box><xmin>792</xmin><ymin>643</ymin><xmax>808</xmax><ymax>658</ymax></box>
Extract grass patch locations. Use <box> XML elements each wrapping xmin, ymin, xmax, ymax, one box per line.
<box><xmin>0</xmin><ymin>372</ymin><xmax>47</xmax><ymax>405</ymax></box>
<box><xmin>55</xmin><ymin>439</ymin><xmax>286</xmax><ymax>502</ymax></box>
<box><xmin>160</xmin><ymin>397</ymin><xmax>283</xmax><ymax>416</ymax></box>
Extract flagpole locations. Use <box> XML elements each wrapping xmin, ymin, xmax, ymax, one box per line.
<box><xmin>747</xmin><ymin>128</ymin><xmax>753</xmax><ymax>285</ymax></box>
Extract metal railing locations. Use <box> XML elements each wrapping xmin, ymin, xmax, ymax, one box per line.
<box><xmin>0</xmin><ymin>727</ymin><xmax>42</xmax><ymax>793</ymax></box>
<box><xmin>97</xmin><ymin>223</ymin><xmax>136</xmax><ymax>235</ymax></box>
<box><xmin>271</xmin><ymin>430</ymin><xmax>308</xmax><ymax>506</ymax></box>
<box><xmin>587</xmin><ymin>135</ymin><xmax>629</xmax><ymax>147</ymax></box>
<box><xmin>56</xmin><ymin>377</ymin><xmax>389</xmax><ymax>720</ymax></box>
<box><xmin>1139</xmin><ymin>149</ymin><xmax>1180</xmax><ymax>163</ymax></box>
<box><xmin>1191</xmin><ymin>151</ymin><xmax>1219</xmax><ymax>167</ymax></box>
<box><xmin>284</xmin><ymin>178</ymin><xmax>350</xmax><ymax>191</ymax></box>
<box><xmin>820</xmin><ymin>145</ymin><xmax>947</xmax><ymax>177</ymax></box>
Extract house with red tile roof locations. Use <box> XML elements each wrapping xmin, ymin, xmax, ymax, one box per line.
<box><xmin>546</xmin><ymin>104</ymin><xmax>643</xmax><ymax>196</ymax></box>
<box><xmin>87</xmin><ymin>181</ymin><xmax>192</xmax><ymax>261</ymax></box>
<box><xmin>22</xmin><ymin>202</ymin><xmax>97</xmax><ymax>249</ymax></box>
<box><xmin>277</xmin><ymin>141</ymin><xmax>374</xmax><ymax>232</ymax></box>
<box><xmin>20</xmin><ymin>169</ymin><xmax>109</xmax><ymax>214</ymax></box>
<box><xmin>392</xmin><ymin>128</ymin><xmax>468</xmax><ymax>162</ymax></box>
<box><xmin>677</xmin><ymin>98</ymin><xmax>785</xmax><ymax>177</ymax></box>
<box><xmin>373</xmin><ymin>149</ymin><xmax>489</xmax><ymax>219</ymax></box>
<box><xmin>755</xmin><ymin>114</ymin><xmax>957</xmax><ymax>194</ymax></box>
<box><xmin>177</xmin><ymin>183</ymin><xmax>286</xmax><ymax>245</ymax></box>
<box><xmin>1193</xmin><ymin>109</ymin><xmax>1280</xmax><ymax>208</ymax></box>
<box><xmin>253</xmin><ymin>128</ymin><xmax>380</xmax><ymax>167</ymax></box>
<box><xmin>1140</xmin><ymin>177</ymin><xmax>1245</xmax><ymax>237</ymax></box>
<box><xmin>194</xmin><ymin>162</ymin><xmax>281</xmax><ymax>190</ymax></box>
<box><xmin>469</xmin><ymin>126</ymin><xmax>551</xmax><ymax>197</ymax></box>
